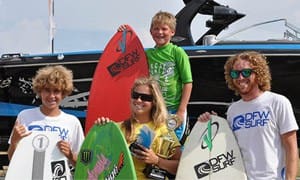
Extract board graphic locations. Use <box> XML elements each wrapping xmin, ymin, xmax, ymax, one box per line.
<box><xmin>176</xmin><ymin>115</ymin><xmax>247</xmax><ymax>180</ymax></box>
<box><xmin>5</xmin><ymin>131</ymin><xmax>71</xmax><ymax>180</ymax></box>
<box><xmin>84</xmin><ymin>25</ymin><xmax>148</xmax><ymax>134</ymax></box>
<box><xmin>74</xmin><ymin>122</ymin><xmax>136</xmax><ymax>180</ymax></box>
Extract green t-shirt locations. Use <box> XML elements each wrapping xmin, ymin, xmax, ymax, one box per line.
<box><xmin>146</xmin><ymin>43</ymin><xmax>193</xmax><ymax>110</ymax></box>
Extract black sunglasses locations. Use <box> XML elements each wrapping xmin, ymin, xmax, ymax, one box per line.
<box><xmin>230</xmin><ymin>69</ymin><xmax>253</xmax><ymax>79</ymax></box>
<box><xmin>131</xmin><ymin>91</ymin><xmax>153</xmax><ymax>102</ymax></box>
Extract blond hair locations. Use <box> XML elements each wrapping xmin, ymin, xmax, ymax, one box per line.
<box><xmin>32</xmin><ymin>65</ymin><xmax>74</xmax><ymax>97</ymax></box>
<box><xmin>150</xmin><ymin>11</ymin><xmax>176</xmax><ymax>31</ymax></box>
<box><xmin>224</xmin><ymin>51</ymin><xmax>272</xmax><ymax>95</ymax></box>
<box><xmin>121</xmin><ymin>76</ymin><xmax>168</xmax><ymax>143</ymax></box>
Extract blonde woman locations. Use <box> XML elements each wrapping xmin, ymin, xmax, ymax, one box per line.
<box><xmin>96</xmin><ymin>77</ymin><xmax>181</xmax><ymax>179</ymax></box>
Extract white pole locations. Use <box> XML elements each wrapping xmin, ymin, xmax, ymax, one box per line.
<box><xmin>48</xmin><ymin>0</ymin><xmax>55</xmax><ymax>53</ymax></box>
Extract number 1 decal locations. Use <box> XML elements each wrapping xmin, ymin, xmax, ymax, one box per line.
<box><xmin>32</xmin><ymin>134</ymin><xmax>50</xmax><ymax>179</ymax></box>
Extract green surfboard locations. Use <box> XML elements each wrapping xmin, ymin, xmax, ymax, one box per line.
<box><xmin>74</xmin><ymin>122</ymin><xmax>136</xmax><ymax>179</ymax></box>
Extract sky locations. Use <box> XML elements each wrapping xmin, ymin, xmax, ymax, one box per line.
<box><xmin>0</xmin><ymin>0</ymin><xmax>300</xmax><ymax>55</ymax></box>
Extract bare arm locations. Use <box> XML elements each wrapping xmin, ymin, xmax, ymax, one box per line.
<box><xmin>57</xmin><ymin>140</ymin><xmax>77</xmax><ymax>166</ymax></box>
<box><xmin>281</xmin><ymin>130</ymin><xmax>298</xmax><ymax>180</ymax></box>
<box><xmin>176</xmin><ymin>82</ymin><xmax>192</xmax><ymax>122</ymax></box>
<box><xmin>7</xmin><ymin>143</ymin><xmax>18</xmax><ymax>161</ymax></box>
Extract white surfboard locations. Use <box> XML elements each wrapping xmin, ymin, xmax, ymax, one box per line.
<box><xmin>5</xmin><ymin>131</ymin><xmax>71</xmax><ymax>180</ymax></box>
<box><xmin>176</xmin><ymin>115</ymin><xmax>247</xmax><ymax>180</ymax></box>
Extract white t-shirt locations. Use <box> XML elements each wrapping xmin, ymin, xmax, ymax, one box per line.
<box><xmin>9</xmin><ymin>107</ymin><xmax>85</xmax><ymax>155</ymax></box>
<box><xmin>227</xmin><ymin>91</ymin><xmax>298</xmax><ymax>180</ymax></box>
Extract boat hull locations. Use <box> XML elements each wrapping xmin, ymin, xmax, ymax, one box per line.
<box><xmin>1</xmin><ymin>45</ymin><xmax>300</xmax><ymax>167</ymax></box>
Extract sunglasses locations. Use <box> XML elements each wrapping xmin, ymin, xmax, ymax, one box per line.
<box><xmin>230</xmin><ymin>69</ymin><xmax>253</xmax><ymax>79</ymax></box>
<box><xmin>131</xmin><ymin>91</ymin><xmax>153</xmax><ymax>102</ymax></box>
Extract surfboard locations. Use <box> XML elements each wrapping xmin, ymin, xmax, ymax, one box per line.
<box><xmin>74</xmin><ymin>122</ymin><xmax>137</xmax><ymax>180</ymax></box>
<box><xmin>5</xmin><ymin>131</ymin><xmax>71</xmax><ymax>180</ymax></box>
<box><xmin>84</xmin><ymin>25</ymin><xmax>148</xmax><ymax>134</ymax></box>
<box><xmin>176</xmin><ymin>115</ymin><xmax>247</xmax><ymax>180</ymax></box>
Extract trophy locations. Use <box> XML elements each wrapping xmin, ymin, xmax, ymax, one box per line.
<box><xmin>157</xmin><ymin>114</ymin><xmax>179</xmax><ymax>158</ymax></box>
<box><xmin>166</xmin><ymin>114</ymin><xmax>181</xmax><ymax>131</ymax></box>
<box><xmin>143</xmin><ymin>114</ymin><xmax>179</xmax><ymax>179</ymax></box>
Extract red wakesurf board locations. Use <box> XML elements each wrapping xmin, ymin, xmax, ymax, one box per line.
<box><xmin>85</xmin><ymin>25</ymin><xmax>148</xmax><ymax>134</ymax></box>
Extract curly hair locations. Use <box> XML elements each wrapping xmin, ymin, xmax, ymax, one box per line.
<box><xmin>150</xmin><ymin>11</ymin><xmax>176</xmax><ymax>31</ymax></box>
<box><xmin>32</xmin><ymin>65</ymin><xmax>74</xmax><ymax>97</ymax></box>
<box><xmin>121</xmin><ymin>76</ymin><xmax>168</xmax><ymax>143</ymax></box>
<box><xmin>224</xmin><ymin>51</ymin><xmax>272</xmax><ymax>95</ymax></box>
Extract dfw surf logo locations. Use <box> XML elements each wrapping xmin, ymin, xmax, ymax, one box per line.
<box><xmin>232</xmin><ymin>110</ymin><xmax>270</xmax><ymax>132</ymax></box>
<box><xmin>194</xmin><ymin>120</ymin><xmax>237</xmax><ymax>178</ymax></box>
<box><xmin>107</xmin><ymin>29</ymin><xmax>142</xmax><ymax>77</ymax></box>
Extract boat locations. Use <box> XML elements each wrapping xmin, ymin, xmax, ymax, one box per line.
<box><xmin>1</xmin><ymin>0</ymin><xmax>300</xmax><ymax>171</ymax></box>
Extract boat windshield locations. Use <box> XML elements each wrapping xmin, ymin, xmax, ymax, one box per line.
<box><xmin>217</xmin><ymin>18</ymin><xmax>300</xmax><ymax>42</ymax></box>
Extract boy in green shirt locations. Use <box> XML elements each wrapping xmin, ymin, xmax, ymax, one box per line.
<box><xmin>119</xmin><ymin>11</ymin><xmax>193</xmax><ymax>142</ymax></box>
